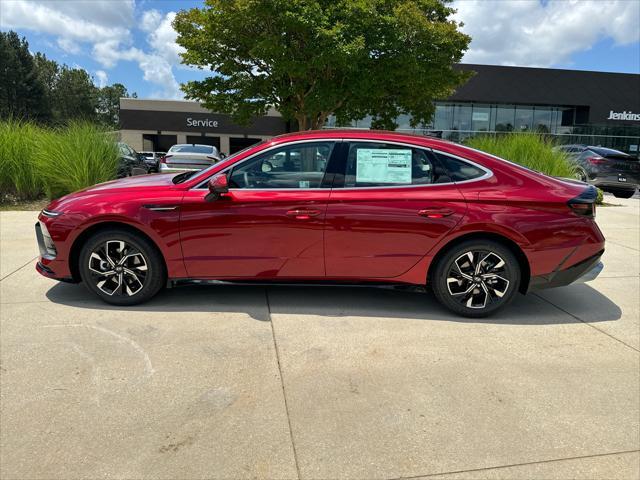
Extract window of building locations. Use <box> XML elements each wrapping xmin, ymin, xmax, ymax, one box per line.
<box><xmin>229</xmin><ymin>142</ymin><xmax>333</xmax><ymax>189</ymax></box>
<box><xmin>471</xmin><ymin>104</ymin><xmax>492</xmax><ymax>132</ymax></box>
<box><xmin>495</xmin><ymin>105</ymin><xmax>515</xmax><ymax>132</ymax></box>
<box><xmin>452</xmin><ymin>104</ymin><xmax>472</xmax><ymax>132</ymax></box>
<box><xmin>533</xmin><ymin>107</ymin><xmax>552</xmax><ymax>133</ymax></box>
<box><xmin>514</xmin><ymin>106</ymin><xmax>534</xmax><ymax>131</ymax></box>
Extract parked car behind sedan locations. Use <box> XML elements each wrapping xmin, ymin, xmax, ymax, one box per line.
<box><xmin>117</xmin><ymin>142</ymin><xmax>149</xmax><ymax>178</ymax></box>
<box><xmin>139</xmin><ymin>151</ymin><xmax>165</xmax><ymax>173</ymax></box>
<box><xmin>556</xmin><ymin>144</ymin><xmax>639</xmax><ymax>198</ymax></box>
<box><xmin>159</xmin><ymin>144</ymin><xmax>221</xmax><ymax>173</ymax></box>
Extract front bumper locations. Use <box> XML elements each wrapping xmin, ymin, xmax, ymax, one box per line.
<box><xmin>529</xmin><ymin>251</ymin><xmax>604</xmax><ymax>291</ymax></box>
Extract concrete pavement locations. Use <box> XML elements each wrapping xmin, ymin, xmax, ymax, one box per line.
<box><xmin>0</xmin><ymin>197</ymin><xmax>638</xmax><ymax>479</ymax></box>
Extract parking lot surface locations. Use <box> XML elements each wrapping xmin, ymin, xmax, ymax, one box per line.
<box><xmin>1</xmin><ymin>197</ymin><xmax>638</xmax><ymax>480</ymax></box>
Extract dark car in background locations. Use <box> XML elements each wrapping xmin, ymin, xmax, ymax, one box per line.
<box><xmin>556</xmin><ymin>145</ymin><xmax>639</xmax><ymax>198</ymax></box>
<box><xmin>117</xmin><ymin>143</ymin><xmax>149</xmax><ymax>178</ymax></box>
<box><xmin>139</xmin><ymin>151</ymin><xmax>166</xmax><ymax>173</ymax></box>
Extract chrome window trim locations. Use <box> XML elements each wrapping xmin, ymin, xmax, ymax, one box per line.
<box><xmin>193</xmin><ymin>138</ymin><xmax>343</xmax><ymax>189</ymax></box>
<box><xmin>192</xmin><ymin>137</ymin><xmax>493</xmax><ymax>191</ymax></box>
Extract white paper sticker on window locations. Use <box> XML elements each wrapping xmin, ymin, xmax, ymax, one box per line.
<box><xmin>356</xmin><ymin>149</ymin><xmax>412</xmax><ymax>184</ymax></box>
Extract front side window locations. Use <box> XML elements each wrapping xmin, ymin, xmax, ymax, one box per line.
<box><xmin>343</xmin><ymin>142</ymin><xmax>450</xmax><ymax>188</ymax></box>
<box><xmin>228</xmin><ymin>142</ymin><xmax>334</xmax><ymax>189</ymax></box>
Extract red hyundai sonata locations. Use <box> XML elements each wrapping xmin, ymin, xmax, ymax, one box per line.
<box><xmin>35</xmin><ymin>130</ymin><xmax>604</xmax><ymax>317</ymax></box>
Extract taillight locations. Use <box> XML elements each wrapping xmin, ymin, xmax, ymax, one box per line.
<box><xmin>586</xmin><ymin>156</ymin><xmax>607</xmax><ymax>165</ymax></box>
<box><xmin>568</xmin><ymin>186</ymin><xmax>597</xmax><ymax>218</ymax></box>
<box><xmin>160</xmin><ymin>155</ymin><xmax>172</xmax><ymax>164</ymax></box>
<box><xmin>206</xmin><ymin>155</ymin><xmax>218</xmax><ymax>162</ymax></box>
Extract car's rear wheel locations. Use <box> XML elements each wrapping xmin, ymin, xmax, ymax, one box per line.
<box><xmin>79</xmin><ymin>229</ymin><xmax>165</xmax><ymax>305</ymax></box>
<box><xmin>431</xmin><ymin>240</ymin><xmax>521</xmax><ymax>318</ymax></box>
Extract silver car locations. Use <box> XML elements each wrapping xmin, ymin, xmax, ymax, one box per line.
<box><xmin>159</xmin><ymin>144</ymin><xmax>222</xmax><ymax>173</ymax></box>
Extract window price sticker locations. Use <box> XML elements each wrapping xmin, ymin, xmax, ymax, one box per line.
<box><xmin>356</xmin><ymin>149</ymin><xmax>412</xmax><ymax>184</ymax></box>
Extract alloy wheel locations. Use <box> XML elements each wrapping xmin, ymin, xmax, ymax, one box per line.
<box><xmin>87</xmin><ymin>240</ymin><xmax>148</xmax><ymax>296</ymax></box>
<box><xmin>446</xmin><ymin>250</ymin><xmax>510</xmax><ymax>309</ymax></box>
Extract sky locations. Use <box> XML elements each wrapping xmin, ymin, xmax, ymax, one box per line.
<box><xmin>1</xmin><ymin>0</ymin><xmax>638</xmax><ymax>100</ymax></box>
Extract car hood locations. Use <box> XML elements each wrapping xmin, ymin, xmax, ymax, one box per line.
<box><xmin>46</xmin><ymin>174</ymin><xmax>180</xmax><ymax>211</ymax></box>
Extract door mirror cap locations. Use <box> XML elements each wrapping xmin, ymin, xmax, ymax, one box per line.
<box><xmin>205</xmin><ymin>173</ymin><xmax>229</xmax><ymax>202</ymax></box>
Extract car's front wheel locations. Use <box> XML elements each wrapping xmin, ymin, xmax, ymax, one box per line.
<box><xmin>79</xmin><ymin>229</ymin><xmax>165</xmax><ymax>305</ymax></box>
<box><xmin>431</xmin><ymin>240</ymin><xmax>521</xmax><ymax>318</ymax></box>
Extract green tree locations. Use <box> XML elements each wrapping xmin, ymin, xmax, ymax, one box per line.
<box><xmin>96</xmin><ymin>83</ymin><xmax>137</xmax><ymax>128</ymax></box>
<box><xmin>52</xmin><ymin>67</ymin><xmax>98</xmax><ymax>123</ymax></box>
<box><xmin>0</xmin><ymin>32</ymin><xmax>48</xmax><ymax>121</ymax></box>
<box><xmin>174</xmin><ymin>0</ymin><xmax>471</xmax><ymax>130</ymax></box>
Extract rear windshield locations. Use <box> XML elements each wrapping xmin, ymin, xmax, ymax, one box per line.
<box><xmin>170</xmin><ymin>145</ymin><xmax>215</xmax><ymax>154</ymax></box>
<box><xmin>589</xmin><ymin>147</ymin><xmax>629</xmax><ymax>157</ymax></box>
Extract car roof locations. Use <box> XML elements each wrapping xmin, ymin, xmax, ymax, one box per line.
<box><xmin>269</xmin><ymin>129</ymin><xmax>458</xmax><ymax>149</ymax></box>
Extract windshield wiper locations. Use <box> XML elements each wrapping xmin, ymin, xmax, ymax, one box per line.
<box><xmin>172</xmin><ymin>171</ymin><xmax>197</xmax><ymax>184</ymax></box>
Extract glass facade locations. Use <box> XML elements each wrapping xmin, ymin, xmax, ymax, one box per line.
<box><xmin>326</xmin><ymin>101</ymin><xmax>640</xmax><ymax>155</ymax></box>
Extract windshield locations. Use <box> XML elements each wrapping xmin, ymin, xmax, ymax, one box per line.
<box><xmin>169</xmin><ymin>145</ymin><xmax>215</xmax><ymax>154</ymax></box>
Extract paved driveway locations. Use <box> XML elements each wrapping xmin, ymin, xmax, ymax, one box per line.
<box><xmin>1</xmin><ymin>198</ymin><xmax>638</xmax><ymax>480</ymax></box>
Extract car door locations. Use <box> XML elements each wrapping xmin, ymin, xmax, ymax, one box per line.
<box><xmin>179</xmin><ymin>140</ymin><xmax>337</xmax><ymax>279</ymax></box>
<box><xmin>324</xmin><ymin>141</ymin><xmax>471</xmax><ymax>279</ymax></box>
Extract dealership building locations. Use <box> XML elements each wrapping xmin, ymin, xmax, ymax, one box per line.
<box><xmin>119</xmin><ymin>64</ymin><xmax>640</xmax><ymax>155</ymax></box>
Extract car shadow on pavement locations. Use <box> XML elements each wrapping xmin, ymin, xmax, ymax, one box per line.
<box><xmin>45</xmin><ymin>281</ymin><xmax>622</xmax><ymax>325</ymax></box>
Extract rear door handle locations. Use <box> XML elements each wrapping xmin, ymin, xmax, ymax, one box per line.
<box><xmin>418</xmin><ymin>208</ymin><xmax>454</xmax><ymax>218</ymax></box>
<box><xmin>286</xmin><ymin>209</ymin><xmax>321</xmax><ymax>220</ymax></box>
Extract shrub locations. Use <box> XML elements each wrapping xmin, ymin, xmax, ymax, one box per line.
<box><xmin>34</xmin><ymin>122</ymin><xmax>119</xmax><ymax>199</ymax></box>
<box><xmin>0</xmin><ymin>119</ymin><xmax>41</xmax><ymax>200</ymax></box>
<box><xmin>465</xmin><ymin>133</ymin><xmax>576</xmax><ymax>178</ymax></box>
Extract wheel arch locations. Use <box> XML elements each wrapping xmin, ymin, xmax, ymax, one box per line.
<box><xmin>427</xmin><ymin>232</ymin><xmax>531</xmax><ymax>294</ymax></box>
<box><xmin>69</xmin><ymin>221</ymin><xmax>168</xmax><ymax>282</ymax></box>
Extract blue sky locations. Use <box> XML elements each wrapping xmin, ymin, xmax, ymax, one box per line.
<box><xmin>1</xmin><ymin>0</ymin><xmax>638</xmax><ymax>99</ymax></box>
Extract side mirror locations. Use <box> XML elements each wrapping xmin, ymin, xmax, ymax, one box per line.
<box><xmin>205</xmin><ymin>173</ymin><xmax>229</xmax><ymax>202</ymax></box>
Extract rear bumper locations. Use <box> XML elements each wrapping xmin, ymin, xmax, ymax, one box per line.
<box><xmin>529</xmin><ymin>250</ymin><xmax>604</xmax><ymax>291</ymax></box>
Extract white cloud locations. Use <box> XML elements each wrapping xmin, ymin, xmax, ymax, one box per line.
<box><xmin>0</xmin><ymin>0</ymin><xmax>184</xmax><ymax>98</ymax></box>
<box><xmin>0</xmin><ymin>0</ymin><xmax>134</xmax><ymax>46</ymax></box>
<box><xmin>140</xmin><ymin>10</ymin><xmax>185</xmax><ymax>67</ymax></box>
<box><xmin>95</xmin><ymin>70</ymin><xmax>108</xmax><ymax>88</ymax></box>
<box><xmin>453</xmin><ymin>0</ymin><xmax>640</xmax><ymax>67</ymax></box>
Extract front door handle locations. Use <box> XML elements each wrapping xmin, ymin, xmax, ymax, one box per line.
<box><xmin>418</xmin><ymin>208</ymin><xmax>454</xmax><ymax>218</ymax></box>
<box><xmin>286</xmin><ymin>209</ymin><xmax>321</xmax><ymax>220</ymax></box>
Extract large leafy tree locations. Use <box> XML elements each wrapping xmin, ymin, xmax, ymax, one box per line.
<box><xmin>174</xmin><ymin>0</ymin><xmax>471</xmax><ymax>130</ymax></box>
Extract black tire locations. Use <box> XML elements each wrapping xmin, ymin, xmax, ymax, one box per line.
<box><xmin>79</xmin><ymin>229</ymin><xmax>166</xmax><ymax>306</ymax></box>
<box><xmin>431</xmin><ymin>240</ymin><xmax>521</xmax><ymax>318</ymax></box>
<box><xmin>612</xmin><ymin>189</ymin><xmax>636</xmax><ymax>199</ymax></box>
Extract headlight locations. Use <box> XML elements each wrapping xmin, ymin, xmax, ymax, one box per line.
<box><xmin>36</xmin><ymin>221</ymin><xmax>57</xmax><ymax>258</ymax></box>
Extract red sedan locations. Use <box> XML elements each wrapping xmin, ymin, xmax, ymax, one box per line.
<box><xmin>35</xmin><ymin>130</ymin><xmax>604</xmax><ymax>317</ymax></box>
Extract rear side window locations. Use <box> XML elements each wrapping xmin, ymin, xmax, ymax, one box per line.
<box><xmin>343</xmin><ymin>142</ymin><xmax>450</xmax><ymax>187</ymax></box>
<box><xmin>432</xmin><ymin>152</ymin><xmax>487</xmax><ymax>182</ymax></box>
